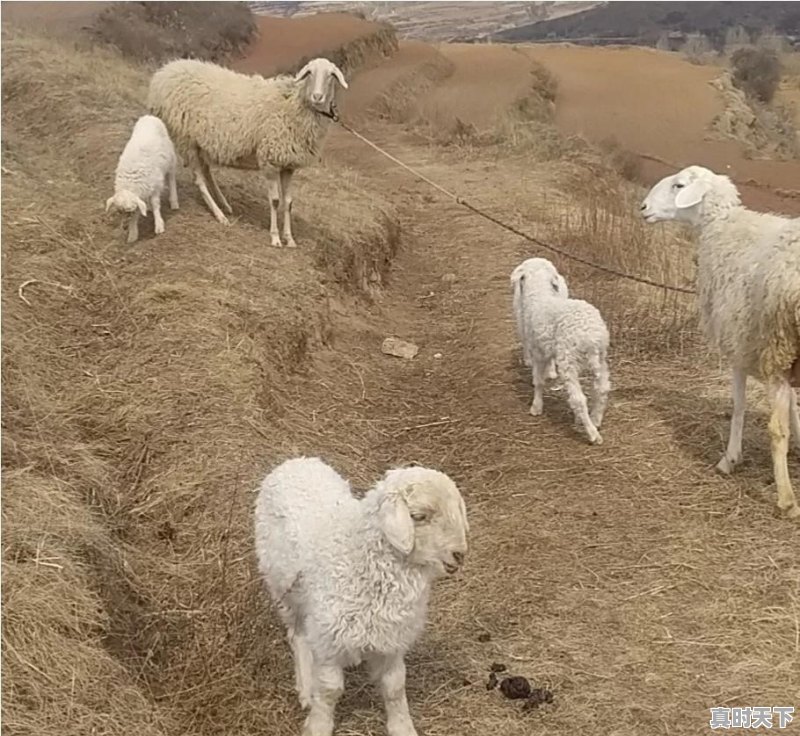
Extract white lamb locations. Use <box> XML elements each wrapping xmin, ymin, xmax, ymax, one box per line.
<box><xmin>147</xmin><ymin>57</ymin><xmax>348</xmax><ymax>248</ymax></box>
<box><xmin>642</xmin><ymin>165</ymin><xmax>800</xmax><ymax>519</ymax></box>
<box><xmin>511</xmin><ymin>257</ymin><xmax>611</xmax><ymax>444</ymax></box>
<box><xmin>105</xmin><ymin>114</ymin><xmax>178</xmax><ymax>244</ymax></box>
<box><xmin>254</xmin><ymin>457</ymin><xmax>468</xmax><ymax>736</ymax></box>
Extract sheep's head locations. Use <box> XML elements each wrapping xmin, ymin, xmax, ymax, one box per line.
<box><xmin>376</xmin><ymin>466</ymin><xmax>468</xmax><ymax>577</ymax></box>
<box><xmin>510</xmin><ymin>257</ymin><xmax>568</xmax><ymax>300</ymax></box>
<box><xmin>105</xmin><ymin>191</ymin><xmax>147</xmax><ymax>216</ymax></box>
<box><xmin>294</xmin><ymin>58</ymin><xmax>348</xmax><ymax>114</ymax></box>
<box><xmin>640</xmin><ymin>165</ymin><xmax>740</xmax><ymax>225</ymax></box>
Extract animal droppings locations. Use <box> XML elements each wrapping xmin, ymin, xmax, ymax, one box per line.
<box><xmin>499</xmin><ymin>675</ymin><xmax>532</xmax><ymax>700</ymax></box>
<box><xmin>490</xmin><ymin>662</ymin><xmax>508</xmax><ymax>673</ymax></box>
<box><xmin>521</xmin><ymin>688</ymin><xmax>555</xmax><ymax>711</ymax></box>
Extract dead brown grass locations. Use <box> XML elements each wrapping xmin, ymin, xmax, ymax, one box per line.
<box><xmin>2</xmin><ymin>27</ymin><xmax>398</xmax><ymax>736</ymax></box>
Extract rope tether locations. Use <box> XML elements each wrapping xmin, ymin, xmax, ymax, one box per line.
<box><xmin>337</xmin><ymin>119</ymin><xmax>696</xmax><ymax>296</ymax></box>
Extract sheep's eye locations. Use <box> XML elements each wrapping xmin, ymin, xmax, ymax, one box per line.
<box><xmin>410</xmin><ymin>511</ymin><xmax>429</xmax><ymax>523</ymax></box>
<box><xmin>674</xmin><ymin>182</ymin><xmax>685</xmax><ymax>189</ymax></box>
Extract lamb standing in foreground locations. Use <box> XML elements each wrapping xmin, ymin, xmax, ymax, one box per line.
<box><xmin>254</xmin><ymin>457</ymin><xmax>468</xmax><ymax>736</ymax></box>
<box><xmin>147</xmin><ymin>57</ymin><xmax>348</xmax><ymax>248</ymax></box>
<box><xmin>511</xmin><ymin>257</ymin><xmax>611</xmax><ymax>444</ymax></box>
<box><xmin>105</xmin><ymin>114</ymin><xmax>178</xmax><ymax>244</ymax></box>
<box><xmin>642</xmin><ymin>165</ymin><xmax>800</xmax><ymax>520</ymax></box>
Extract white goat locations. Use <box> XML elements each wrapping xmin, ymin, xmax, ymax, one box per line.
<box><xmin>105</xmin><ymin>115</ymin><xmax>178</xmax><ymax>244</ymax></box>
<box><xmin>642</xmin><ymin>164</ymin><xmax>800</xmax><ymax>519</ymax></box>
<box><xmin>511</xmin><ymin>257</ymin><xmax>611</xmax><ymax>444</ymax></box>
<box><xmin>147</xmin><ymin>57</ymin><xmax>347</xmax><ymax>248</ymax></box>
<box><xmin>254</xmin><ymin>457</ymin><xmax>468</xmax><ymax>736</ymax></box>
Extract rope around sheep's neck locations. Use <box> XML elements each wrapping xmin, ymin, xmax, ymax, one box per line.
<box><xmin>315</xmin><ymin>101</ymin><xmax>339</xmax><ymax>122</ymax></box>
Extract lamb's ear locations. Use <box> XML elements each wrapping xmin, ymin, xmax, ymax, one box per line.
<box><xmin>105</xmin><ymin>196</ymin><xmax>114</xmax><ymax>213</ymax></box>
<box><xmin>294</xmin><ymin>62</ymin><xmax>312</xmax><ymax>82</ymax></box>
<box><xmin>675</xmin><ymin>179</ymin><xmax>710</xmax><ymax>209</ymax></box>
<box><xmin>378</xmin><ymin>492</ymin><xmax>415</xmax><ymax>555</ymax></box>
<box><xmin>136</xmin><ymin>198</ymin><xmax>148</xmax><ymax>217</ymax></box>
<box><xmin>330</xmin><ymin>64</ymin><xmax>348</xmax><ymax>89</ymax></box>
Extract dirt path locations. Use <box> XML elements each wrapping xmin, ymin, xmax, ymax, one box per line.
<box><xmin>521</xmin><ymin>44</ymin><xmax>800</xmax><ymax>214</ymax></box>
<box><xmin>228</xmin><ymin>37</ymin><xmax>800</xmax><ymax>736</ymax></box>
<box><xmin>285</xmin><ymin>121</ymin><xmax>800</xmax><ymax>735</ymax></box>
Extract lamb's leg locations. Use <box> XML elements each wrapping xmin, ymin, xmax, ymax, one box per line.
<box><xmin>789</xmin><ymin>388</ymin><xmax>800</xmax><ymax>452</ymax></box>
<box><xmin>151</xmin><ymin>193</ymin><xmax>165</xmax><ymax>235</ymax></box>
<box><xmin>168</xmin><ymin>166</ymin><xmax>179</xmax><ymax>210</ymax></box>
<box><xmin>529</xmin><ymin>360</ymin><xmax>546</xmax><ymax>416</ymax></box>
<box><xmin>201</xmin><ymin>161</ymin><xmax>232</xmax><ymax>215</ymax></box>
<box><xmin>768</xmin><ymin>380</ymin><xmax>799</xmax><ymax>519</ymax></box>
<box><xmin>562</xmin><ymin>364</ymin><xmax>602</xmax><ymax>444</ymax></box>
<box><xmin>279</xmin><ymin>168</ymin><xmax>297</xmax><ymax>248</ymax></box>
<box><xmin>302</xmin><ymin>662</ymin><xmax>343</xmax><ymax>736</ymax></box>
<box><xmin>193</xmin><ymin>167</ymin><xmax>230</xmax><ymax>225</ymax></box>
<box><xmin>266</xmin><ymin>171</ymin><xmax>282</xmax><ymax>247</ymax></box>
<box><xmin>368</xmin><ymin>653</ymin><xmax>418</xmax><ymax>736</ymax></box>
<box><xmin>589</xmin><ymin>349</ymin><xmax>610</xmax><ymax>428</ymax></box>
<box><xmin>716</xmin><ymin>368</ymin><xmax>747</xmax><ymax>475</ymax></box>
<box><xmin>127</xmin><ymin>211</ymin><xmax>139</xmax><ymax>244</ymax></box>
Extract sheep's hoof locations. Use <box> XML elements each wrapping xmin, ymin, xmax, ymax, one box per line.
<box><xmin>270</xmin><ymin>235</ymin><xmax>283</xmax><ymax>248</ymax></box>
<box><xmin>155</xmin><ymin>223</ymin><xmax>165</xmax><ymax>235</ymax></box>
<box><xmin>126</xmin><ymin>232</ymin><xmax>138</xmax><ymax>245</ymax></box>
<box><xmin>785</xmin><ymin>505</ymin><xmax>800</xmax><ymax>521</ymax></box>
<box><xmin>169</xmin><ymin>202</ymin><xmax>179</xmax><ymax>211</ymax></box>
<box><xmin>216</xmin><ymin>214</ymin><xmax>231</xmax><ymax>226</ymax></box>
<box><xmin>285</xmin><ymin>238</ymin><xmax>298</xmax><ymax>249</ymax></box>
<box><xmin>715</xmin><ymin>455</ymin><xmax>738</xmax><ymax>475</ymax></box>
<box><xmin>529</xmin><ymin>404</ymin><xmax>543</xmax><ymax>417</ymax></box>
<box><xmin>589</xmin><ymin>432</ymin><xmax>603</xmax><ymax>445</ymax></box>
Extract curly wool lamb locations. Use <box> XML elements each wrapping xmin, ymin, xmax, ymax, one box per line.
<box><xmin>147</xmin><ymin>57</ymin><xmax>347</xmax><ymax>248</ymax></box>
<box><xmin>254</xmin><ymin>457</ymin><xmax>468</xmax><ymax>736</ymax></box>
<box><xmin>642</xmin><ymin>164</ymin><xmax>800</xmax><ymax>520</ymax></box>
<box><xmin>511</xmin><ymin>257</ymin><xmax>611</xmax><ymax>445</ymax></box>
<box><xmin>105</xmin><ymin>114</ymin><xmax>178</xmax><ymax>244</ymax></box>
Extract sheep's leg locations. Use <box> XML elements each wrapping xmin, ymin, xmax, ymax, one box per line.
<box><xmin>279</xmin><ymin>168</ymin><xmax>297</xmax><ymax>248</ymax></box>
<box><xmin>127</xmin><ymin>211</ymin><xmax>139</xmax><ymax>244</ymax></box>
<box><xmin>368</xmin><ymin>653</ymin><xmax>418</xmax><ymax>736</ymax></box>
<box><xmin>167</xmin><ymin>166</ymin><xmax>179</xmax><ymax>210</ymax></box>
<box><xmin>193</xmin><ymin>167</ymin><xmax>230</xmax><ymax>225</ymax></box>
<box><xmin>589</xmin><ymin>350</ymin><xmax>610</xmax><ymax>428</ymax></box>
<box><xmin>789</xmin><ymin>388</ymin><xmax>800</xmax><ymax>452</ymax></box>
<box><xmin>716</xmin><ymin>368</ymin><xmax>747</xmax><ymax>475</ymax></box>
<box><xmin>289</xmin><ymin>631</ymin><xmax>313</xmax><ymax>709</ymax></box>
<box><xmin>562</xmin><ymin>365</ymin><xmax>602</xmax><ymax>445</ymax></box>
<box><xmin>151</xmin><ymin>193</ymin><xmax>165</xmax><ymax>235</ymax></box>
<box><xmin>530</xmin><ymin>360</ymin><xmax>546</xmax><ymax>416</ymax></box>
<box><xmin>202</xmin><ymin>162</ymin><xmax>232</xmax><ymax>215</ymax></box>
<box><xmin>302</xmin><ymin>662</ymin><xmax>343</xmax><ymax>736</ymax></box>
<box><xmin>266</xmin><ymin>172</ymin><xmax>282</xmax><ymax>247</ymax></box>
<box><xmin>768</xmin><ymin>380</ymin><xmax>799</xmax><ymax>519</ymax></box>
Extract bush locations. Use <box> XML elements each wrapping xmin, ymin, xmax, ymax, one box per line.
<box><xmin>731</xmin><ymin>46</ymin><xmax>782</xmax><ymax>103</ymax></box>
<box><xmin>90</xmin><ymin>1</ymin><xmax>257</xmax><ymax>63</ymax></box>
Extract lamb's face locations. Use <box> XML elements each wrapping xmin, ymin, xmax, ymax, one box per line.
<box><xmin>640</xmin><ymin>165</ymin><xmax>722</xmax><ymax>225</ymax></box>
<box><xmin>294</xmin><ymin>58</ymin><xmax>348</xmax><ymax>112</ymax></box>
<box><xmin>105</xmin><ymin>191</ymin><xmax>146</xmax><ymax>216</ymax></box>
<box><xmin>510</xmin><ymin>257</ymin><xmax>568</xmax><ymax>299</ymax></box>
<box><xmin>377</xmin><ymin>467</ymin><xmax>468</xmax><ymax>577</ymax></box>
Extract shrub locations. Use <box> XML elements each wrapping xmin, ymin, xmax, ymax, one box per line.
<box><xmin>731</xmin><ymin>46</ymin><xmax>782</xmax><ymax>103</ymax></box>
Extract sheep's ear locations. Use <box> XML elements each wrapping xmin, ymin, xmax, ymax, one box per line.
<box><xmin>105</xmin><ymin>196</ymin><xmax>114</xmax><ymax>213</ymax></box>
<box><xmin>331</xmin><ymin>64</ymin><xmax>348</xmax><ymax>89</ymax></box>
<box><xmin>136</xmin><ymin>198</ymin><xmax>148</xmax><ymax>217</ymax></box>
<box><xmin>378</xmin><ymin>493</ymin><xmax>415</xmax><ymax>555</ymax></box>
<box><xmin>675</xmin><ymin>180</ymin><xmax>710</xmax><ymax>209</ymax></box>
<box><xmin>294</xmin><ymin>63</ymin><xmax>312</xmax><ymax>81</ymax></box>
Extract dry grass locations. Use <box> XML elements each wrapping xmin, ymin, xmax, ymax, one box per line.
<box><xmin>2</xmin><ymin>27</ymin><xmax>398</xmax><ymax>736</ymax></box>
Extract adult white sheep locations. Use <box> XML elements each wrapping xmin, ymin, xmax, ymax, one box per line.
<box><xmin>254</xmin><ymin>457</ymin><xmax>468</xmax><ymax>736</ymax></box>
<box><xmin>105</xmin><ymin>114</ymin><xmax>178</xmax><ymax>244</ymax></box>
<box><xmin>511</xmin><ymin>257</ymin><xmax>611</xmax><ymax>445</ymax></box>
<box><xmin>147</xmin><ymin>57</ymin><xmax>348</xmax><ymax>248</ymax></box>
<box><xmin>641</xmin><ymin>164</ymin><xmax>800</xmax><ymax>520</ymax></box>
